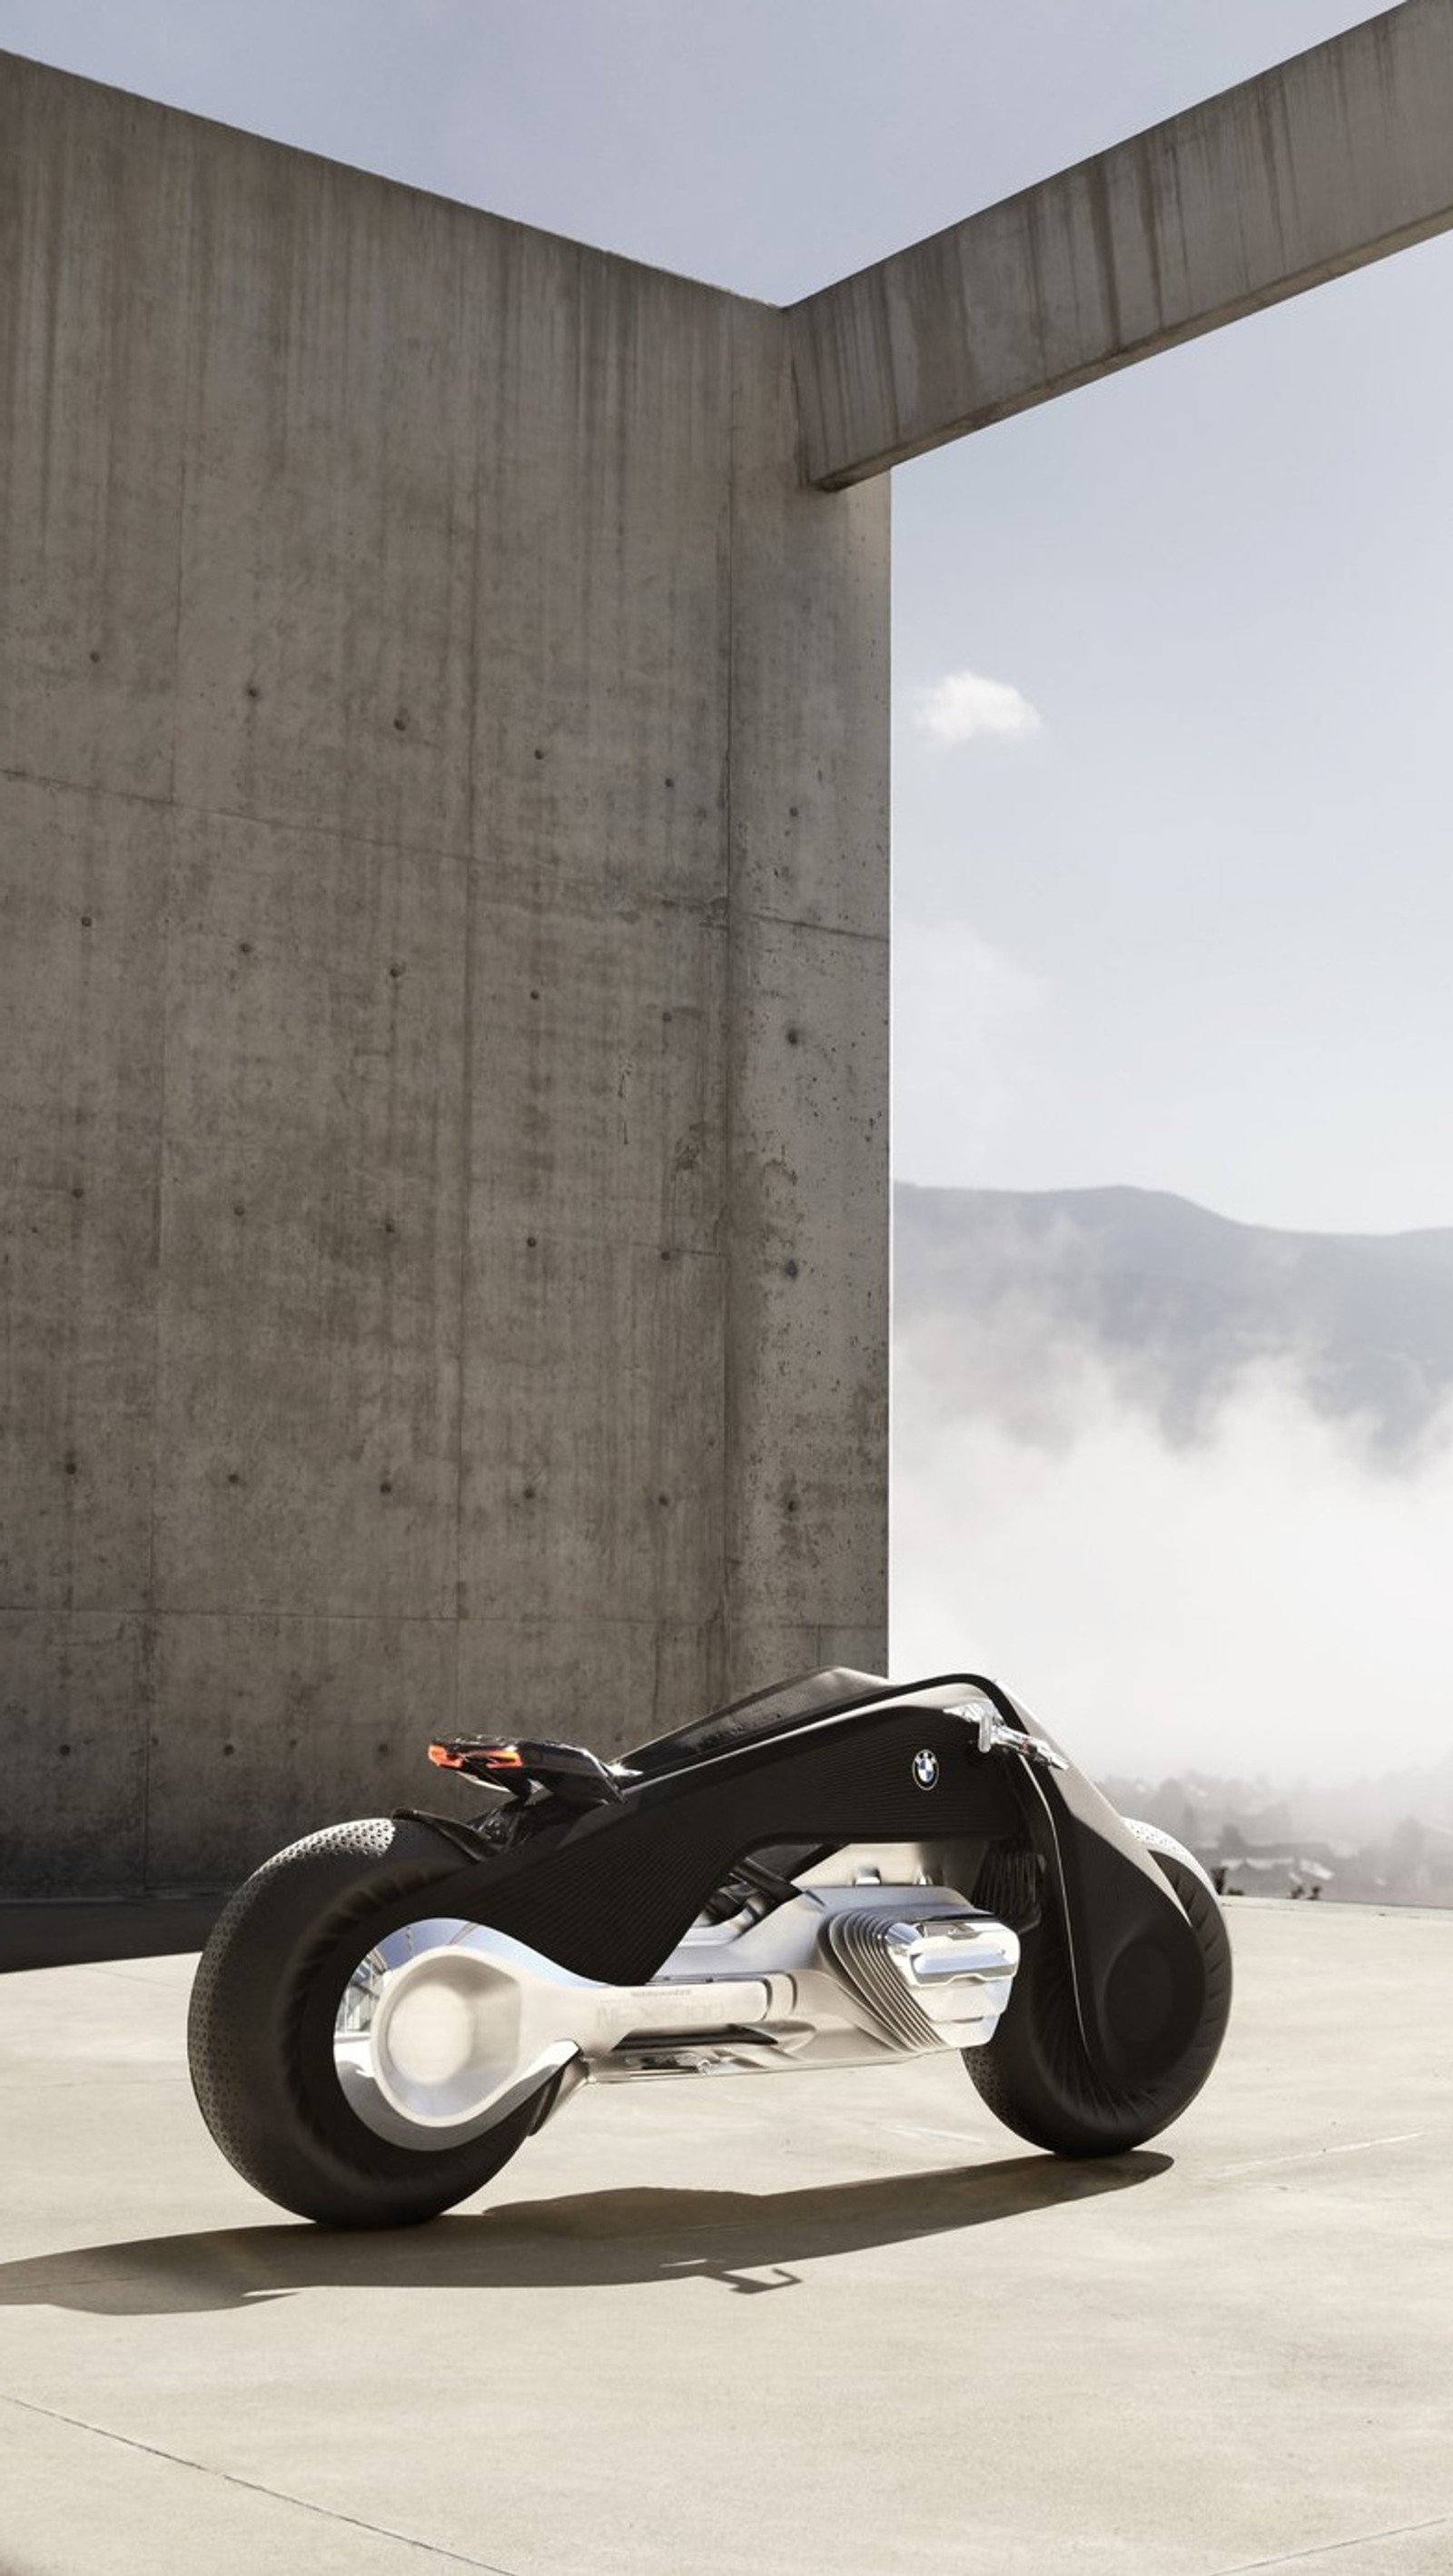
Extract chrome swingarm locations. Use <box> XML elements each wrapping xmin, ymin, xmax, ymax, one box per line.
<box><xmin>333</xmin><ymin>1844</ymin><xmax>1020</xmax><ymax>2152</ymax></box>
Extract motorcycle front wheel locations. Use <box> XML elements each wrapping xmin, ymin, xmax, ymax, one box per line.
<box><xmin>964</xmin><ymin>1821</ymin><xmax>1232</xmax><ymax>2157</ymax></box>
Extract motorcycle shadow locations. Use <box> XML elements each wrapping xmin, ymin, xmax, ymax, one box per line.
<box><xmin>0</xmin><ymin>2148</ymin><xmax>1170</xmax><ymax>2315</ymax></box>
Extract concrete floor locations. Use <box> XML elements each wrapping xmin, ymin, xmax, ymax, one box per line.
<box><xmin>0</xmin><ymin>1901</ymin><xmax>1448</xmax><ymax>2576</ymax></box>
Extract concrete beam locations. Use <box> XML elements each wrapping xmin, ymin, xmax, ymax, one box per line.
<box><xmin>790</xmin><ymin>0</ymin><xmax>1453</xmax><ymax>488</ymax></box>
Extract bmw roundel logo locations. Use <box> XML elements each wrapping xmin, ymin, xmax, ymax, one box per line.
<box><xmin>912</xmin><ymin>1747</ymin><xmax>939</xmax><ymax>1791</ymax></box>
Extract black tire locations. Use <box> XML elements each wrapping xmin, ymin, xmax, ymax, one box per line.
<box><xmin>964</xmin><ymin>1821</ymin><xmax>1232</xmax><ymax>2157</ymax></box>
<box><xmin>188</xmin><ymin>1817</ymin><xmax>548</xmax><ymax>2227</ymax></box>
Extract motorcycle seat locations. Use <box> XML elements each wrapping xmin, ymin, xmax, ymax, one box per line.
<box><xmin>626</xmin><ymin>1666</ymin><xmax>889</xmax><ymax>1776</ymax></box>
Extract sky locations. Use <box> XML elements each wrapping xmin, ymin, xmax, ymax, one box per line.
<box><xmin>5</xmin><ymin>0</ymin><xmax>1448</xmax><ymax>1239</ymax></box>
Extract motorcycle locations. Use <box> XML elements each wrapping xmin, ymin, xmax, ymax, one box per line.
<box><xmin>188</xmin><ymin>1665</ymin><xmax>1232</xmax><ymax>2226</ymax></box>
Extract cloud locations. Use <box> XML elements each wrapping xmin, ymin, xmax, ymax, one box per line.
<box><xmin>895</xmin><ymin>917</ymin><xmax>1047</xmax><ymax>1035</ymax></box>
<box><xmin>914</xmin><ymin>668</ymin><xmax>1043</xmax><ymax>745</ymax></box>
<box><xmin>892</xmin><ymin>920</ymin><xmax>1052</xmax><ymax>1186</ymax></box>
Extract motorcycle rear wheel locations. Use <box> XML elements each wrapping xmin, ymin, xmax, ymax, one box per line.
<box><xmin>188</xmin><ymin>1817</ymin><xmax>548</xmax><ymax>2227</ymax></box>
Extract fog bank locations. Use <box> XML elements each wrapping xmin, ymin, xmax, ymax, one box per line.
<box><xmin>892</xmin><ymin>1324</ymin><xmax>1453</xmax><ymax>1787</ymax></box>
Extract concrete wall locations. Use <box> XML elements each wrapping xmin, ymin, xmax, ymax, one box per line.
<box><xmin>0</xmin><ymin>56</ymin><xmax>888</xmax><ymax>1893</ymax></box>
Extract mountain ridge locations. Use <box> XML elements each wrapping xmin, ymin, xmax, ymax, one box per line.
<box><xmin>896</xmin><ymin>1179</ymin><xmax>1453</xmax><ymax>1255</ymax></box>
<box><xmin>893</xmin><ymin>1180</ymin><xmax>1453</xmax><ymax>1448</ymax></box>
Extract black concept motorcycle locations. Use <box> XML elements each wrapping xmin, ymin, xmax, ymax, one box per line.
<box><xmin>188</xmin><ymin>1668</ymin><xmax>1233</xmax><ymax>2226</ymax></box>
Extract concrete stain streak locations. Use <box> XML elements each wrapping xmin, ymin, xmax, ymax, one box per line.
<box><xmin>0</xmin><ymin>2393</ymin><xmax>520</xmax><ymax>2575</ymax></box>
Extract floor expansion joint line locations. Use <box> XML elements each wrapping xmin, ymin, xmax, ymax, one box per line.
<box><xmin>1211</xmin><ymin>2509</ymin><xmax>1453</xmax><ymax>2572</ymax></box>
<box><xmin>0</xmin><ymin>2392</ymin><xmax>521</xmax><ymax>2575</ymax></box>
<box><xmin>1211</xmin><ymin>2132</ymin><xmax>1426</xmax><ymax>2181</ymax></box>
